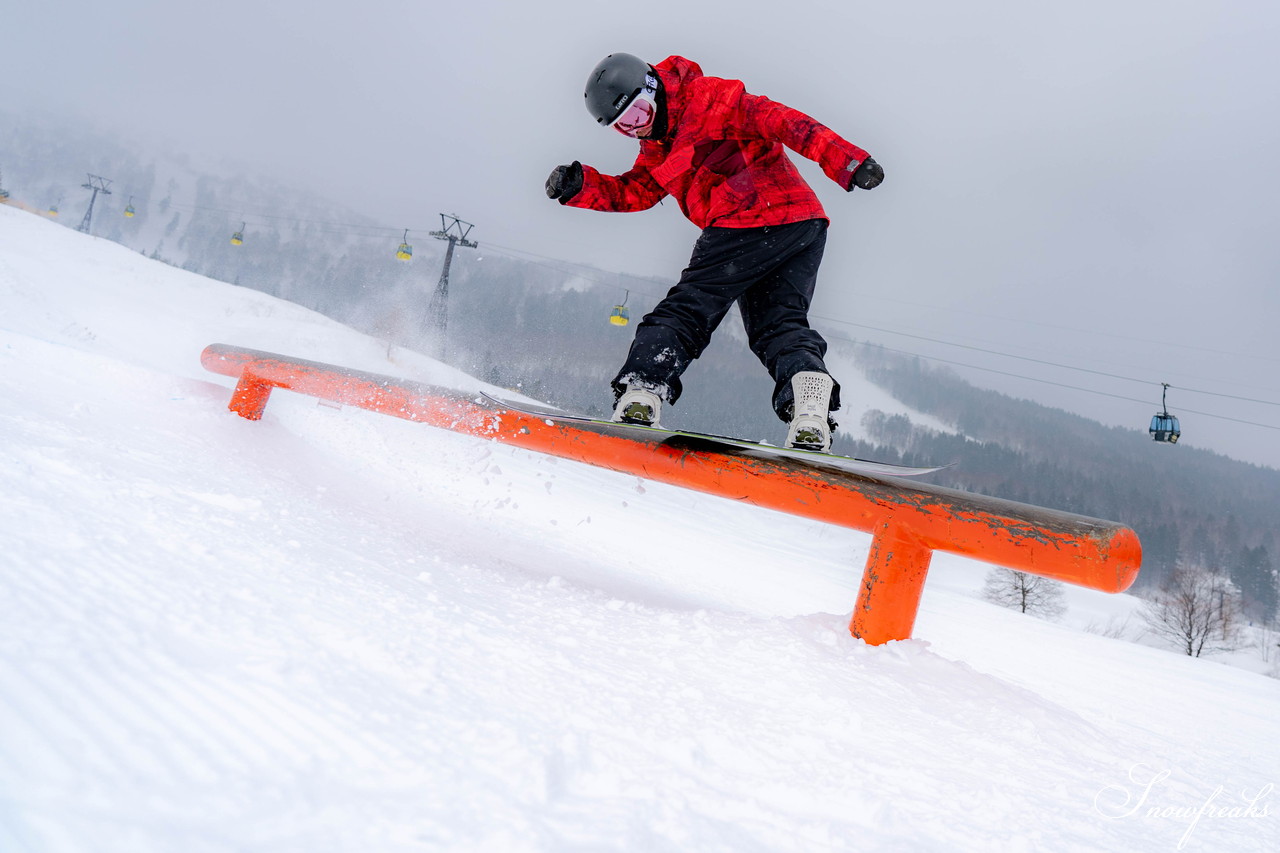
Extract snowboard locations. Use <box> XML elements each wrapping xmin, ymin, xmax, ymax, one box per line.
<box><xmin>481</xmin><ymin>394</ymin><xmax>946</xmax><ymax>478</ymax></box>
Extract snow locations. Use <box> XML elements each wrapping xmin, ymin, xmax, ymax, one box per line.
<box><xmin>1</xmin><ymin>202</ymin><xmax>1276</xmax><ymax>852</ymax></box>
<box><xmin>822</xmin><ymin>348</ymin><xmax>957</xmax><ymax>439</ymax></box>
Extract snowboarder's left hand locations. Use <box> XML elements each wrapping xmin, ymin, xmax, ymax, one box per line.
<box><xmin>545</xmin><ymin>161</ymin><xmax>584</xmax><ymax>203</ymax></box>
<box><xmin>847</xmin><ymin>157</ymin><xmax>884</xmax><ymax>191</ymax></box>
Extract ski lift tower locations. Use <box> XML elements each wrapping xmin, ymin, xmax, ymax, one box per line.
<box><xmin>426</xmin><ymin>213</ymin><xmax>478</xmax><ymax>359</ymax></box>
<box><xmin>77</xmin><ymin>174</ymin><xmax>113</xmax><ymax>234</ymax></box>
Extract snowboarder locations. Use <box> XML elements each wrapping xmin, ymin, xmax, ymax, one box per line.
<box><xmin>545</xmin><ymin>53</ymin><xmax>882</xmax><ymax>451</ymax></box>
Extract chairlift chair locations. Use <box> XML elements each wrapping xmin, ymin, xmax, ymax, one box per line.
<box><xmin>1149</xmin><ymin>383</ymin><xmax>1181</xmax><ymax>444</ymax></box>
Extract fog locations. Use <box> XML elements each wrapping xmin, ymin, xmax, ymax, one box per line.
<box><xmin>5</xmin><ymin>0</ymin><xmax>1279</xmax><ymax>466</ymax></box>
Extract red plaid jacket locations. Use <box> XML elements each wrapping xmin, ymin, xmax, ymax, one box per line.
<box><xmin>566</xmin><ymin>56</ymin><xmax>870</xmax><ymax>229</ymax></box>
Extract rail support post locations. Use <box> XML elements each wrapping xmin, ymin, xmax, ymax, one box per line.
<box><xmin>852</xmin><ymin>521</ymin><xmax>934</xmax><ymax>645</ymax></box>
<box><xmin>228</xmin><ymin>371</ymin><xmax>276</xmax><ymax>421</ymax></box>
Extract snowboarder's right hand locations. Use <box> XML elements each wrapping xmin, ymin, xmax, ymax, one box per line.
<box><xmin>545</xmin><ymin>161</ymin><xmax>584</xmax><ymax>203</ymax></box>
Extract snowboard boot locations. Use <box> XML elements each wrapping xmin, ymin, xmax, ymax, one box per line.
<box><xmin>785</xmin><ymin>371</ymin><xmax>835</xmax><ymax>452</ymax></box>
<box><xmin>612</xmin><ymin>383</ymin><xmax>663</xmax><ymax>426</ymax></box>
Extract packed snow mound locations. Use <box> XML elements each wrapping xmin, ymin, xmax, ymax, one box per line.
<box><xmin>1</xmin><ymin>204</ymin><xmax>1276</xmax><ymax>852</ymax></box>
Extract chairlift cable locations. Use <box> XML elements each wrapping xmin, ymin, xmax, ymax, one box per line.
<box><xmin>844</xmin><ymin>289</ymin><xmax>1280</xmax><ymax>365</ymax></box>
<box><xmin>832</xmin><ymin>336</ymin><xmax>1279</xmax><ymax>432</ymax></box>
<box><xmin>808</xmin><ymin>313</ymin><xmax>1280</xmax><ymax>407</ymax></box>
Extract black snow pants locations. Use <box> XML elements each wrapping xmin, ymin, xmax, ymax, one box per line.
<box><xmin>611</xmin><ymin>218</ymin><xmax>840</xmax><ymax>421</ymax></box>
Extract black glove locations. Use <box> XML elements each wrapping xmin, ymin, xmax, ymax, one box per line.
<box><xmin>545</xmin><ymin>161</ymin><xmax>584</xmax><ymax>203</ymax></box>
<box><xmin>847</xmin><ymin>157</ymin><xmax>884</xmax><ymax>191</ymax></box>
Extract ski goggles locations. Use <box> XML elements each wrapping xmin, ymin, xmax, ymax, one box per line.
<box><xmin>611</xmin><ymin>92</ymin><xmax>656</xmax><ymax>137</ymax></box>
<box><xmin>610</xmin><ymin>74</ymin><xmax>659</xmax><ymax>138</ymax></box>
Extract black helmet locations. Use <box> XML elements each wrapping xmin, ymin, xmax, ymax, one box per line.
<box><xmin>584</xmin><ymin>53</ymin><xmax>653</xmax><ymax>126</ymax></box>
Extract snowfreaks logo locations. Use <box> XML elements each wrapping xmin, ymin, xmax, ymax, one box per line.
<box><xmin>1094</xmin><ymin>763</ymin><xmax>1273</xmax><ymax>850</ymax></box>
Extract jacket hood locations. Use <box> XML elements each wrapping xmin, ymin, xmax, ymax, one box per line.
<box><xmin>654</xmin><ymin>55</ymin><xmax>703</xmax><ymax>89</ymax></box>
<box><xmin>651</xmin><ymin>56</ymin><xmax>703</xmax><ymax>139</ymax></box>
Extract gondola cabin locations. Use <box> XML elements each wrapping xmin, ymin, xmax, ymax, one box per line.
<box><xmin>396</xmin><ymin>229</ymin><xmax>413</xmax><ymax>261</ymax></box>
<box><xmin>1149</xmin><ymin>383</ymin><xmax>1180</xmax><ymax>444</ymax></box>
<box><xmin>1149</xmin><ymin>413</ymin><xmax>1180</xmax><ymax>444</ymax></box>
<box><xmin>230</xmin><ymin>223</ymin><xmax>245</xmax><ymax>246</ymax></box>
<box><xmin>124</xmin><ymin>197</ymin><xmax>136</xmax><ymax>218</ymax></box>
<box><xmin>610</xmin><ymin>290</ymin><xmax>631</xmax><ymax>326</ymax></box>
<box><xmin>47</xmin><ymin>205</ymin><xmax>59</xmax><ymax>217</ymax></box>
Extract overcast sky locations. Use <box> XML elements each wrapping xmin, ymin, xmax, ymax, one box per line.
<box><xmin>5</xmin><ymin>1</ymin><xmax>1280</xmax><ymax>467</ymax></box>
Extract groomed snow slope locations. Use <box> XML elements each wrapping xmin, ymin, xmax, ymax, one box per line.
<box><xmin>1</xmin><ymin>204</ymin><xmax>1276</xmax><ymax>852</ymax></box>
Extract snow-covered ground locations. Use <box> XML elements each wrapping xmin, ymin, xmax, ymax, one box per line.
<box><xmin>1</xmin><ymin>203</ymin><xmax>1276</xmax><ymax>852</ymax></box>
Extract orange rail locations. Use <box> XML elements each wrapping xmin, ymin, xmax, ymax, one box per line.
<box><xmin>201</xmin><ymin>343</ymin><xmax>1142</xmax><ymax>645</ymax></box>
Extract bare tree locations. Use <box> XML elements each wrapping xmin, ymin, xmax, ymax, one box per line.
<box><xmin>1084</xmin><ymin>614</ymin><xmax>1133</xmax><ymax>640</ymax></box>
<box><xmin>1140</xmin><ymin>565</ymin><xmax>1242</xmax><ymax>657</ymax></box>
<box><xmin>982</xmin><ymin>568</ymin><xmax>1067</xmax><ymax>619</ymax></box>
<box><xmin>1254</xmin><ymin>619</ymin><xmax>1279</xmax><ymax>668</ymax></box>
